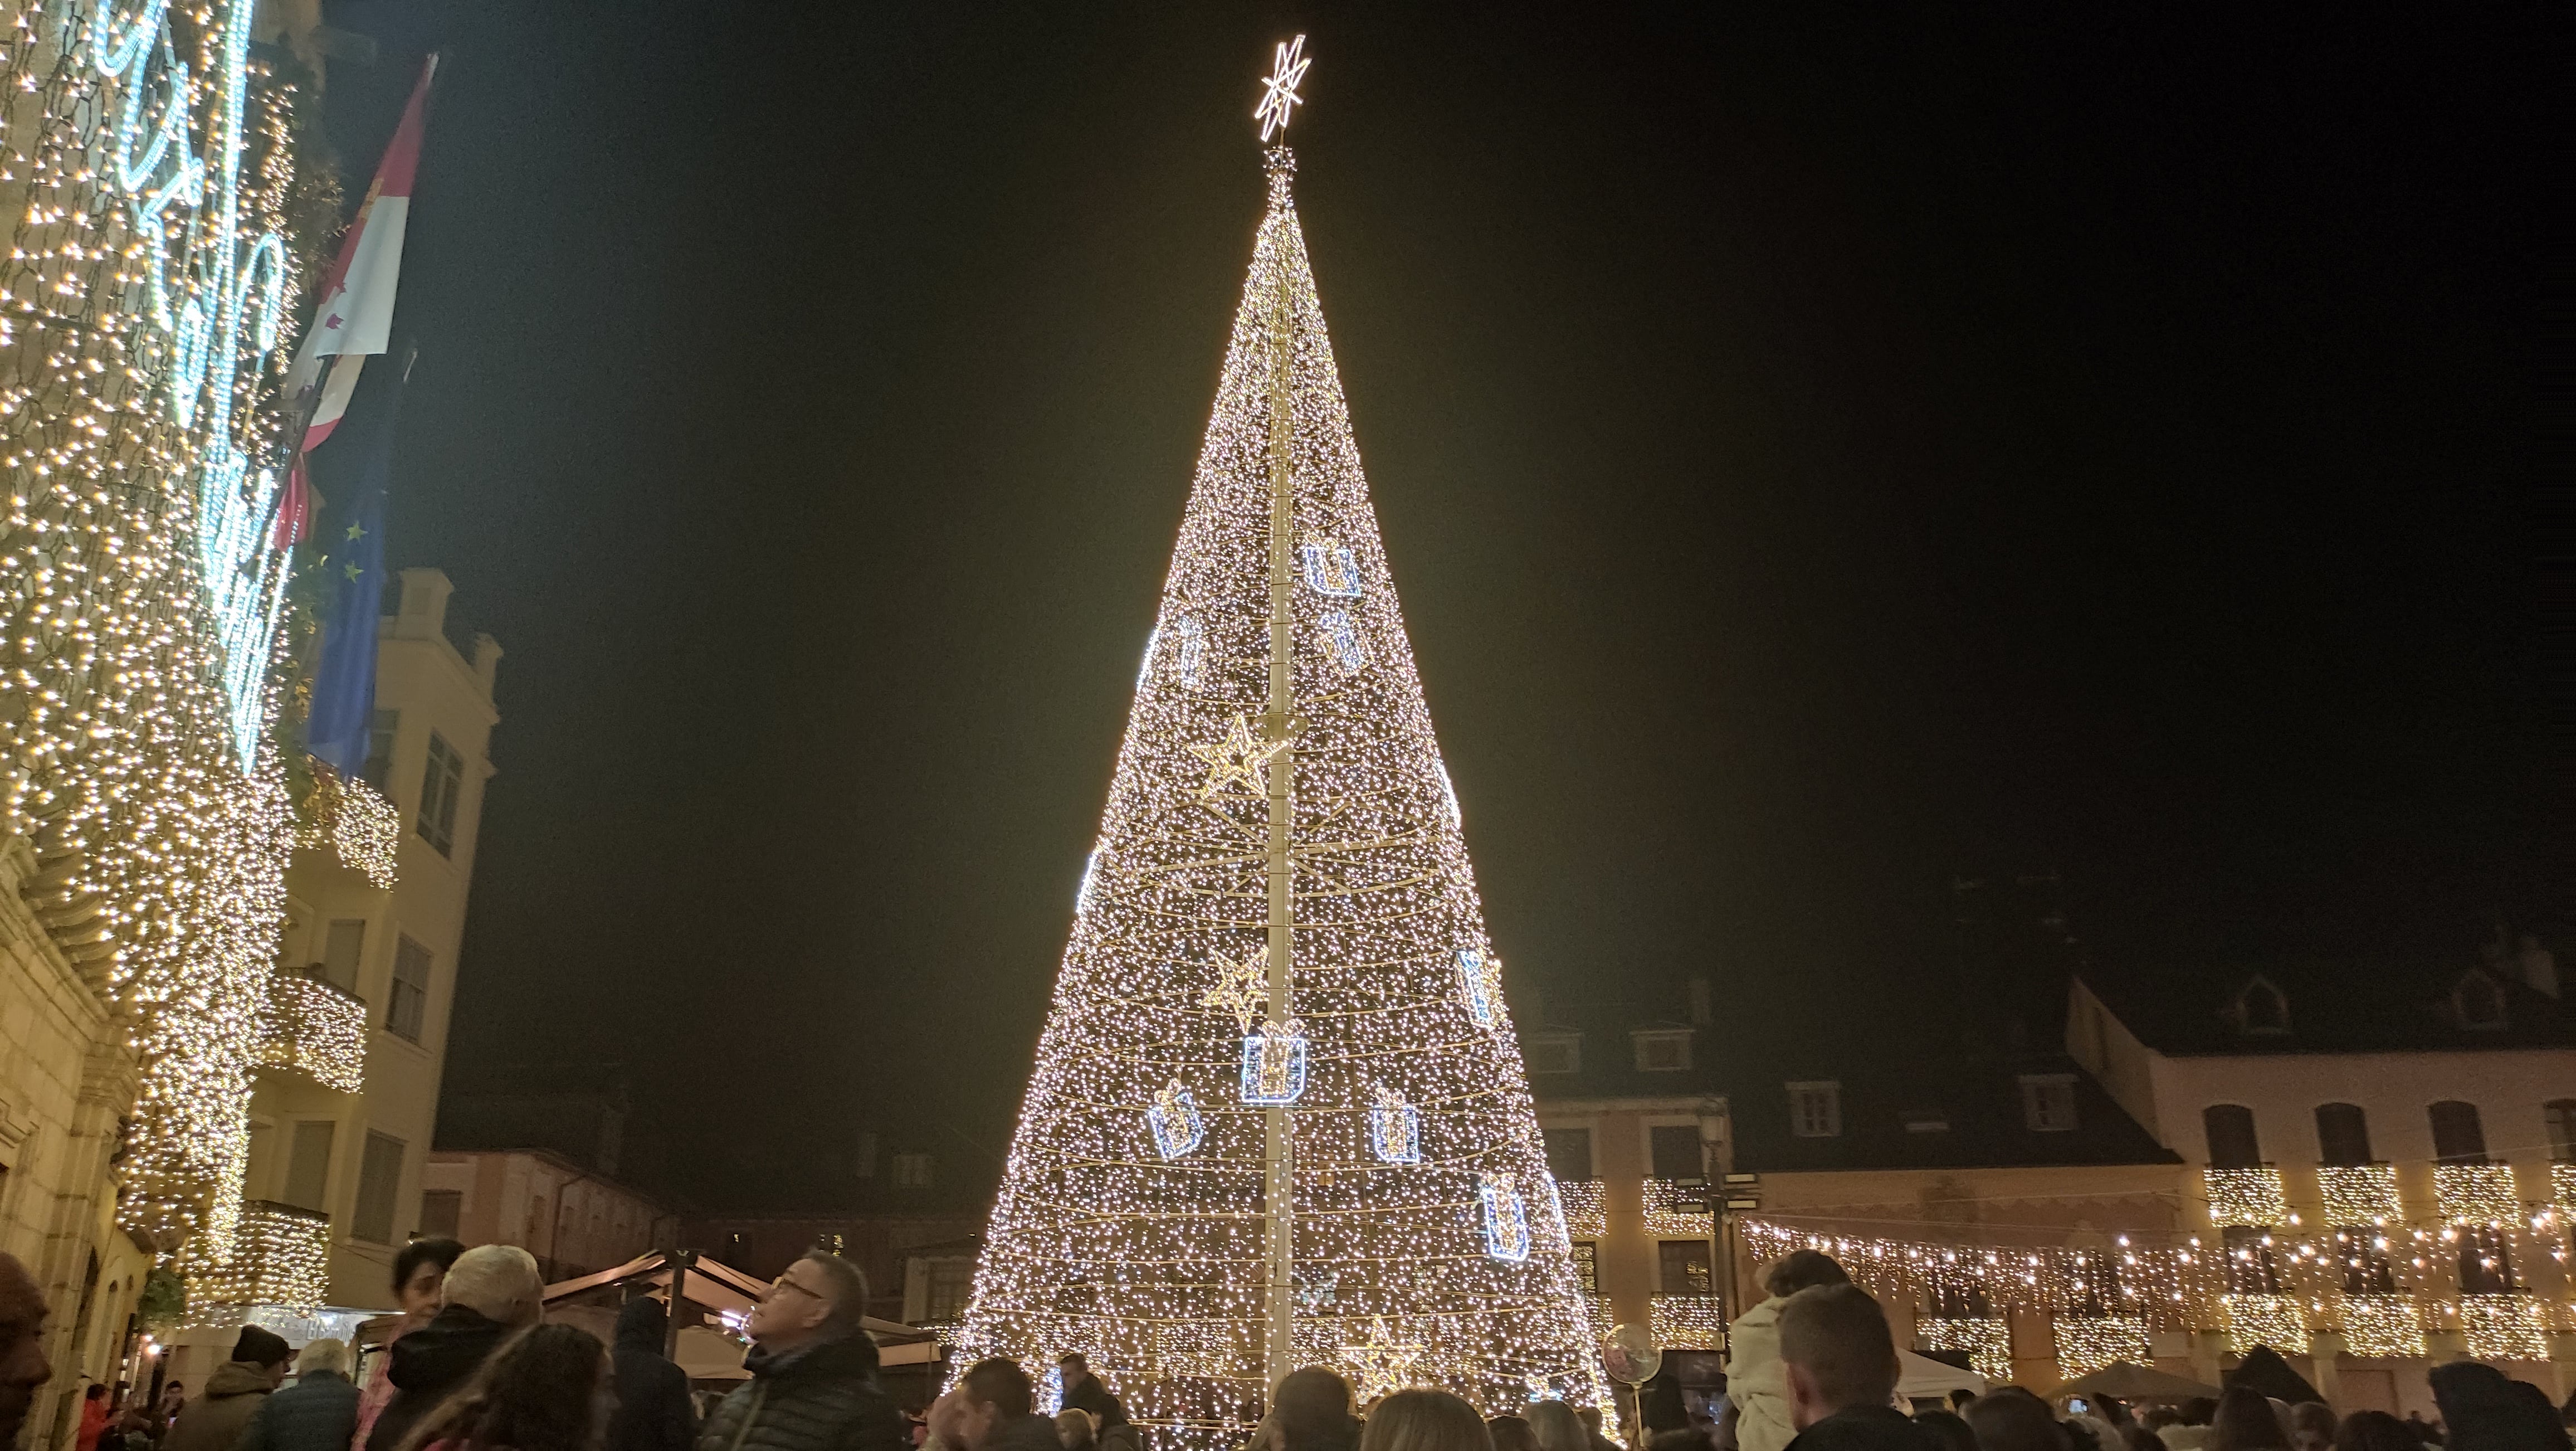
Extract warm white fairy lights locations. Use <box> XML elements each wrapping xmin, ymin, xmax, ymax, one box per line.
<box><xmin>2455</xmin><ymin>1293</ymin><xmax>2548</xmax><ymax>1361</ymax></box>
<box><xmin>2202</xmin><ymin>1167</ymin><xmax>2287</xmax><ymax>1227</ymax></box>
<box><xmin>956</xmin><ymin>122</ymin><xmax>1599</xmax><ymax>1439</ymax></box>
<box><xmin>1916</xmin><ymin>1318</ymin><xmax>2012</xmax><ymax>1384</ymax></box>
<box><xmin>258</xmin><ymin>968</ymin><xmax>366</xmax><ymax>1092</ymax></box>
<box><xmin>1641</xmin><ymin>1179</ymin><xmax>1711</xmax><ymax>1238</ymax></box>
<box><xmin>1557</xmin><ymin>1182</ymin><xmax>1607</xmax><ymax>1239</ymax></box>
<box><xmin>2335</xmin><ymin>1293</ymin><xmax>2425</xmax><ymax>1358</ymax></box>
<box><xmin>2432</xmin><ymin>1163</ymin><xmax>2521</xmax><ymax>1227</ymax></box>
<box><xmin>2</xmin><ymin>0</ymin><xmax>323</xmax><ymax>1270</ymax></box>
<box><xmin>297</xmin><ymin>770</ymin><xmax>399</xmax><ymax>888</ymax></box>
<box><xmin>2219</xmin><ymin>1293</ymin><xmax>2306</xmax><ymax>1353</ymax></box>
<box><xmin>2049</xmin><ymin>1317</ymin><xmax>2146</xmax><ymax>1380</ymax></box>
<box><xmin>188</xmin><ymin>1200</ymin><xmax>330</xmax><ymax>1318</ymax></box>
<box><xmin>2315</xmin><ymin>1165</ymin><xmax>2402</xmax><ymax>1228</ymax></box>
<box><xmin>1650</xmin><ymin>1296</ymin><xmax>1725</xmax><ymax>1351</ymax></box>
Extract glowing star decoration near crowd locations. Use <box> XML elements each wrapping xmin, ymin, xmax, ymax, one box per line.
<box><xmin>954</xmin><ymin>38</ymin><xmax>1602</xmax><ymax>1444</ymax></box>
<box><xmin>1253</xmin><ymin>35</ymin><xmax>1311</xmax><ymax>142</ymax></box>
<box><xmin>1340</xmin><ymin>1318</ymin><xmax>1423</xmax><ymax>1404</ymax></box>
<box><xmin>2</xmin><ymin>0</ymin><xmax>320</xmax><ymax>1263</ymax></box>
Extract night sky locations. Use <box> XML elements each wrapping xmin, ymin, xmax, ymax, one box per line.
<box><xmin>314</xmin><ymin>3</ymin><xmax>2549</xmax><ymax>1205</ymax></box>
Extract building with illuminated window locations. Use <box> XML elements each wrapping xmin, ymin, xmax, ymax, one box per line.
<box><xmin>1525</xmin><ymin>978</ymin><xmax>2178</xmax><ymax>1396</ymax></box>
<box><xmin>2067</xmin><ymin>943</ymin><xmax>2576</xmax><ymax>1415</ymax></box>
<box><xmin>165</xmin><ymin>569</ymin><xmax>501</xmax><ymax>1386</ymax></box>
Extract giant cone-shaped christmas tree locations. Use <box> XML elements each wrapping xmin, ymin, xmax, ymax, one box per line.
<box><xmin>958</xmin><ymin>73</ymin><xmax>1602</xmax><ymax>1444</ymax></box>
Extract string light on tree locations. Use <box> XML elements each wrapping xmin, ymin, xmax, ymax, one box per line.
<box><xmin>954</xmin><ymin>36</ymin><xmax>1601</xmax><ymax>1440</ymax></box>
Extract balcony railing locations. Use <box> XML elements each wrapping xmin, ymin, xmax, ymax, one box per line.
<box><xmin>257</xmin><ymin>968</ymin><xmax>367</xmax><ymax>1092</ymax></box>
<box><xmin>2433</xmin><ymin>1163</ymin><xmax>2521</xmax><ymax>1226</ymax></box>
<box><xmin>2315</xmin><ymin>1163</ymin><xmax>2402</xmax><ymax>1225</ymax></box>
<box><xmin>1651</xmin><ymin>1294</ymin><xmax>1725</xmax><ymax>1350</ymax></box>
<box><xmin>2203</xmin><ymin>1165</ymin><xmax>2288</xmax><ymax>1228</ymax></box>
<box><xmin>1642</xmin><ymin>1177</ymin><xmax>1713</xmax><ymax>1236</ymax></box>
<box><xmin>1556</xmin><ymin>1180</ymin><xmax>1607</xmax><ymax>1238</ymax></box>
<box><xmin>189</xmin><ymin>1200</ymin><xmax>331</xmax><ymax>1316</ymax></box>
<box><xmin>2554</xmin><ymin>1162</ymin><xmax>2576</xmax><ymax>1214</ymax></box>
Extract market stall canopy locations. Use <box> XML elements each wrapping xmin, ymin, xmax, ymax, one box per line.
<box><xmin>2043</xmin><ymin>1361</ymin><xmax>2224</xmax><ymax>1403</ymax></box>
<box><xmin>542</xmin><ymin>1250</ymin><xmax>925</xmax><ymax>1341</ymax></box>
<box><xmin>1897</xmin><ymin>1351</ymin><xmax>1986</xmax><ymax>1401</ymax></box>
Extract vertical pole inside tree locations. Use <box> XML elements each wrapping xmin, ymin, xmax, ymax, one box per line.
<box><xmin>1259</xmin><ymin>146</ymin><xmax>1299</xmax><ymax>1399</ymax></box>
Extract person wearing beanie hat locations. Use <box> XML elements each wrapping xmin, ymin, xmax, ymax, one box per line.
<box><xmin>164</xmin><ymin>1327</ymin><xmax>294</xmax><ymax>1451</ymax></box>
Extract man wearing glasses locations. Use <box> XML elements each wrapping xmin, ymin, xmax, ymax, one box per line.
<box><xmin>696</xmin><ymin>1253</ymin><xmax>905</xmax><ymax>1451</ymax></box>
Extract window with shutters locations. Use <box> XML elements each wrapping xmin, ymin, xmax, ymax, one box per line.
<box><xmin>2203</xmin><ymin>1104</ymin><xmax>2262</xmax><ymax>1168</ymax></box>
<box><xmin>353</xmin><ymin>1132</ymin><xmax>405</xmax><ymax>1244</ymax></box>
<box><xmin>2315</xmin><ymin>1103</ymin><xmax>2373</xmax><ymax>1166</ymax></box>
<box><xmin>418</xmin><ymin>1190</ymin><xmax>462</xmax><ymax>1239</ymax></box>
<box><xmin>388</xmin><ymin>936</ymin><xmax>431</xmax><ymax>1043</ymax></box>
<box><xmin>321</xmin><ymin>919</ymin><xmax>365</xmax><ymax>994</ymax></box>
<box><xmin>417</xmin><ymin>731</ymin><xmax>464</xmax><ymax>855</ymax></box>
<box><xmin>1541</xmin><ymin>1127</ymin><xmax>1594</xmax><ymax>1181</ymax></box>
<box><xmin>282</xmin><ymin>1121</ymin><xmax>335</xmax><ymax>1213</ymax></box>
<box><xmin>2429</xmin><ymin>1101</ymin><xmax>2487</xmax><ymax>1164</ymax></box>
<box><xmin>1787</xmin><ymin>1082</ymin><xmax>1841</xmax><ymax>1138</ymax></box>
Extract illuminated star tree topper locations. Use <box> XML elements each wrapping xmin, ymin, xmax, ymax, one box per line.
<box><xmin>1255</xmin><ymin>34</ymin><xmax>1311</xmax><ymax>141</ymax></box>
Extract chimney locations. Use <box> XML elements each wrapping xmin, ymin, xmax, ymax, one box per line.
<box><xmin>2521</xmin><ymin>935</ymin><xmax>2560</xmax><ymax>998</ymax></box>
<box><xmin>394</xmin><ymin>567</ymin><xmax>452</xmax><ymax>641</ymax></box>
<box><xmin>472</xmin><ymin>631</ymin><xmax>504</xmax><ymax>696</ymax></box>
<box><xmin>1687</xmin><ymin>975</ymin><xmax>1714</xmax><ymax>1026</ymax></box>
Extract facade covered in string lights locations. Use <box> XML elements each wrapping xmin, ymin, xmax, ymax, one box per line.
<box><xmin>957</xmin><ymin>116</ymin><xmax>1600</xmax><ymax>1442</ymax></box>
<box><xmin>0</xmin><ymin>0</ymin><xmax>352</xmax><ymax>1435</ymax></box>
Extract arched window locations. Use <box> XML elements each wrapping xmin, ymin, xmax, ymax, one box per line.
<box><xmin>2315</xmin><ymin>1103</ymin><xmax>2373</xmax><ymax>1166</ymax></box>
<box><xmin>2238</xmin><ymin>978</ymin><xmax>2290</xmax><ymax>1035</ymax></box>
<box><xmin>2545</xmin><ymin>1100</ymin><xmax>2576</xmax><ymax>1164</ymax></box>
<box><xmin>2204</xmin><ymin>1104</ymin><xmax>2262</xmax><ymax>1168</ymax></box>
<box><xmin>2429</xmin><ymin>1101</ymin><xmax>2487</xmax><ymax>1164</ymax></box>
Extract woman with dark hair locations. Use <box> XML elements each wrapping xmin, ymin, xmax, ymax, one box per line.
<box><xmin>1486</xmin><ymin>1419</ymin><xmax>1537</xmax><ymax>1451</ymax></box>
<box><xmin>2327</xmin><ymin>1414</ymin><xmax>2420</xmax><ymax>1451</ymax></box>
<box><xmin>2206</xmin><ymin>1390</ymin><xmax>2287</xmax><ymax>1451</ymax></box>
<box><xmin>352</xmin><ymin>1239</ymin><xmax>467</xmax><ymax>1451</ymax></box>
<box><xmin>1355</xmin><ymin>1391</ymin><xmax>1492</xmax><ymax>1451</ymax></box>
<box><xmin>396</xmin><ymin>1325</ymin><xmax>614</xmax><ymax>1451</ymax></box>
<box><xmin>1273</xmin><ymin>1369</ymin><xmax>1360</xmax><ymax>1451</ymax></box>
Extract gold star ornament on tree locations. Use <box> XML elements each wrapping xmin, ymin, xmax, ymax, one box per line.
<box><xmin>1201</xmin><ymin>943</ymin><xmax>1270</xmax><ymax>1033</ymax></box>
<box><xmin>1190</xmin><ymin>714</ymin><xmax>1288</xmax><ymax>799</ymax></box>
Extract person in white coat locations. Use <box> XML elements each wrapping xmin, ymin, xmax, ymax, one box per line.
<box><xmin>1727</xmin><ymin>1252</ymin><xmax>1852</xmax><ymax>1451</ymax></box>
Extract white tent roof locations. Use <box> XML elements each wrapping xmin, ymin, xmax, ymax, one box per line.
<box><xmin>1896</xmin><ymin>1350</ymin><xmax>1986</xmax><ymax>1400</ymax></box>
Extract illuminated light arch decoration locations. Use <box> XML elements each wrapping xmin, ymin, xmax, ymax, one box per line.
<box><xmin>1240</xmin><ymin>1019</ymin><xmax>1310</xmax><ymax>1105</ymax></box>
<box><xmin>1481</xmin><ymin>1173</ymin><xmax>1533</xmax><ymax>1262</ymax></box>
<box><xmin>1458</xmin><ymin>945</ymin><xmax>1505</xmax><ymax>1028</ymax></box>
<box><xmin>92</xmin><ymin>0</ymin><xmax>299</xmax><ymax>768</ymax></box>
<box><xmin>1369</xmin><ymin>1084</ymin><xmax>1422</xmax><ymax>1165</ymax></box>
<box><xmin>1147</xmin><ymin>1079</ymin><xmax>1204</xmax><ymax>1160</ymax></box>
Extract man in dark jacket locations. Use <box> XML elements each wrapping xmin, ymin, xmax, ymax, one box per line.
<box><xmin>365</xmin><ymin>1245</ymin><xmax>544</xmax><ymax>1451</ymax></box>
<box><xmin>611</xmin><ymin>1298</ymin><xmax>695</xmax><ymax>1451</ymax></box>
<box><xmin>1775</xmin><ymin>1286</ymin><xmax>1934</xmax><ymax>1451</ymax></box>
<box><xmin>1055</xmin><ymin>1356</ymin><xmax>1125</xmax><ymax>1431</ymax></box>
<box><xmin>238</xmin><ymin>1337</ymin><xmax>358</xmax><ymax>1451</ymax></box>
<box><xmin>696</xmin><ymin>1253</ymin><xmax>905</xmax><ymax>1451</ymax></box>
<box><xmin>927</xmin><ymin>1360</ymin><xmax>1060</xmax><ymax>1451</ymax></box>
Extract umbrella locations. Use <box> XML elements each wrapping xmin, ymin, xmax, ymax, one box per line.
<box><xmin>2043</xmin><ymin>1362</ymin><xmax>2224</xmax><ymax>1404</ymax></box>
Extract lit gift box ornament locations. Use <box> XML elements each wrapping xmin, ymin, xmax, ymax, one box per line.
<box><xmin>1458</xmin><ymin>946</ymin><xmax>1505</xmax><ymax>1028</ymax></box>
<box><xmin>1320</xmin><ymin>609</ymin><xmax>1367</xmax><ymax>670</ymax></box>
<box><xmin>1300</xmin><ymin>539</ymin><xmax>1364</xmax><ymax>596</ymax></box>
<box><xmin>1148</xmin><ymin>1078</ymin><xmax>1204</xmax><ymax>1160</ymax></box>
<box><xmin>1241</xmin><ymin>1019</ymin><xmax>1310</xmax><ymax>1106</ymax></box>
<box><xmin>1369</xmin><ymin>1085</ymin><xmax>1422</xmax><ymax>1164</ymax></box>
<box><xmin>1482</xmin><ymin>1172</ymin><xmax>1532</xmax><ymax>1260</ymax></box>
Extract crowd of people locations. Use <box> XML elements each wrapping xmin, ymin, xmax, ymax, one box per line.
<box><xmin>3</xmin><ymin>1243</ymin><xmax>2572</xmax><ymax>1451</ymax></box>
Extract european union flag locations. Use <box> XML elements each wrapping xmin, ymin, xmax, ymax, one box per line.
<box><xmin>304</xmin><ymin>365</ymin><xmax>407</xmax><ymax>778</ymax></box>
